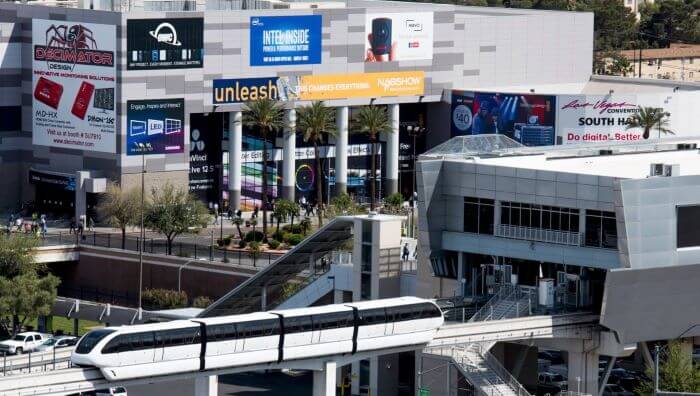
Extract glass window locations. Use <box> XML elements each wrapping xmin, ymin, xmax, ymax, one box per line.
<box><xmin>585</xmin><ymin>210</ymin><xmax>616</xmax><ymax>248</ymax></box>
<box><xmin>677</xmin><ymin>206</ymin><xmax>700</xmax><ymax>247</ymax></box>
<box><xmin>359</xmin><ymin>308</ymin><xmax>386</xmax><ymax>326</ymax></box>
<box><xmin>77</xmin><ymin>329</ymin><xmax>116</xmax><ymax>354</ymax></box>
<box><xmin>463</xmin><ymin>197</ymin><xmax>494</xmax><ymax>234</ymax></box>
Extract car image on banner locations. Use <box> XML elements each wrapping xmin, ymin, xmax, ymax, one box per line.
<box><xmin>32</xmin><ymin>19</ymin><xmax>116</xmax><ymax>153</ymax></box>
<box><xmin>364</xmin><ymin>12</ymin><xmax>433</xmax><ymax>62</ymax></box>
<box><xmin>126</xmin><ymin>99</ymin><xmax>185</xmax><ymax>155</ymax></box>
<box><xmin>250</xmin><ymin>15</ymin><xmax>322</xmax><ymax>66</ymax></box>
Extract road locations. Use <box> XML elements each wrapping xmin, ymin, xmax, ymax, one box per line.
<box><xmin>127</xmin><ymin>371</ymin><xmax>313</xmax><ymax>396</ymax></box>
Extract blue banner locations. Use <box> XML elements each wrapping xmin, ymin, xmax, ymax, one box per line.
<box><xmin>126</xmin><ymin>99</ymin><xmax>185</xmax><ymax>155</ymax></box>
<box><xmin>250</xmin><ymin>15</ymin><xmax>322</xmax><ymax>66</ymax></box>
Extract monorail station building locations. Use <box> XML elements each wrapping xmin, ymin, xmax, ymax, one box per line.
<box><xmin>0</xmin><ymin>0</ymin><xmax>601</xmax><ymax>216</ymax></box>
<box><xmin>416</xmin><ymin>135</ymin><xmax>700</xmax><ymax>394</ymax></box>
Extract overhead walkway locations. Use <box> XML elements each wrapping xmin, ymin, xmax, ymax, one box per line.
<box><xmin>199</xmin><ymin>217</ymin><xmax>354</xmax><ymax>317</ymax></box>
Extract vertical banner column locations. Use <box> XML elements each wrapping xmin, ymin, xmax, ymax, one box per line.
<box><xmin>335</xmin><ymin>106</ymin><xmax>349</xmax><ymax>196</ymax></box>
<box><xmin>229</xmin><ymin>111</ymin><xmax>242</xmax><ymax>210</ymax></box>
<box><xmin>386</xmin><ymin>104</ymin><xmax>400</xmax><ymax>195</ymax></box>
<box><xmin>283</xmin><ymin>109</ymin><xmax>297</xmax><ymax>202</ymax></box>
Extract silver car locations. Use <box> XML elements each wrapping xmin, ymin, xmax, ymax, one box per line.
<box><xmin>35</xmin><ymin>336</ymin><xmax>78</xmax><ymax>352</ymax></box>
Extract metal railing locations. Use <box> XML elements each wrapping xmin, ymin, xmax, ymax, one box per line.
<box><xmin>40</xmin><ymin>231</ymin><xmax>282</xmax><ymax>268</ymax></box>
<box><xmin>475</xmin><ymin>344</ymin><xmax>534</xmax><ymax>396</ymax></box>
<box><xmin>495</xmin><ymin>224</ymin><xmax>582</xmax><ymax>246</ymax></box>
<box><xmin>1</xmin><ymin>348</ymin><xmax>73</xmax><ymax>377</ymax></box>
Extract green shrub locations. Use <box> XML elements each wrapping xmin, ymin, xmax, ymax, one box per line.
<box><xmin>385</xmin><ymin>192</ymin><xmax>404</xmax><ymax>208</ymax></box>
<box><xmin>245</xmin><ymin>230</ymin><xmax>265</xmax><ymax>242</ymax></box>
<box><xmin>216</xmin><ymin>236</ymin><xmax>232</xmax><ymax>247</ymax></box>
<box><xmin>142</xmin><ymin>288</ymin><xmax>188</xmax><ymax>310</ymax></box>
<box><xmin>192</xmin><ymin>296</ymin><xmax>212</xmax><ymax>308</ymax></box>
<box><xmin>282</xmin><ymin>224</ymin><xmax>303</xmax><ymax>234</ymax></box>
<box><xmin>286</xmin><ymin>233</ymin><xmax>304</xmax><ymax>246</ymax></box>
<box><xmin>268</xmin><ymin>239</ymin><xmax>281</xmax><ymax>249</ymax></box>
<box><xmin>238</xmin><ymin>239</ymin><xmax>247</xmax><ymax>248</ymax></box>
<box><xmin>271</xmin><ymin>230</ymin><xmax>285</xmax><ymax>242</ymax></box>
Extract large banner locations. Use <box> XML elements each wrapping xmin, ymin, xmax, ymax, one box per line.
<box><xmin>126</xmin><ymin>99</ymin><xmax>185</xmax><ymax>155</ymax></box>
<box><xmin>189</xmin><ymin>113</ymin><xmax>222</xmax><ymax>205</ymax></box>
<box><xmin>451</xmin><ymin>91</ymin><xmax>556</xmax><ymax>146</ymax></box>
<box><xmin>213</xmin><ymin>72</ymin><xmax>424</xmax><ymax>103</ymax></box>
<box><xmin>127</xmin><ymin>18</ymin><xmax>204</xmax><ymax>70</ymax></box>
<box><xmin>556</xmin><ymin>95</ymin><xmax>667</xmax><ymax>144</ymax></box>
<box><xmin>250</xmin><ymin>15</ymin><xmax>322</xmax><ymax>66</ymax></box>
<box><xmin>364</xmin><ymin>12</ymin><xmax>433</xmax><ymax>62</ymax></box>
<box><xmin>32</xmin><ymin>19</ymin><xmax>116</xmax><ymax>153</ymax></box>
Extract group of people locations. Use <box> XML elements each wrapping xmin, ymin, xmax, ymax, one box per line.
<box><xmin>7</xmin><ymin>213</ymin><xmax>48</xmax><ymax>237</ymax></box>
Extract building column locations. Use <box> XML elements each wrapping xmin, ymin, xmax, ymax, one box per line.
<box><xmin>74</xmin><ymin>171</ymin><xmax>90</xmax><ymax>225</ymax></box>
<box><xmin>195</xmin><ymin>375</ymin><xmax>218</xmax><ymax>396</ymax></box>
<box><xmin>335</xmin><ymin>106</ymin><xmax>349</xmax><ymax>196</ymax></box>
<box><xmin>369</xmin><ymin>356</ymin><xmax>379</xmax><ymax>396</ymax></box>
<box><xmin>283</xmin><ymin>109</ymin><xmax>296</xmax><ymax>202</ymax></box>
<box><xmin>312</xmin><ymin>361</ymin><xmax>337</xmax><ymax>396</ymax></box>
<box><xmin>229</xmin><ymin>111</ymin><xmax>242</xmax><ymax>210</ymax></box>
<box><xmin>494</xmin><ymin>200</ymin><xmax>502</xmax><ymax>235</ymax></box>
<box><xmin>350</xmin><ymin>361</ymin><xmax>360</xmax><ymax>395</ymax></box>
<box><xmin>386</xmin><ymin>104</ymin><xmax>400</xmax><ymax>195</ymax></box>
<box><xmin>568</xmin><ymin>349</ymin><xmax>599</xmax><ymax>395</ymax></box>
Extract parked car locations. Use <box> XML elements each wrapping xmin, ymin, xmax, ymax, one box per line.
<box><xmin>96</xmin><ymin>387</ymin><xmax>127</xmax><ymax>396</ymax></box>
<box><xmin>0</xmin><ymin>331</ymin><xmax>47</xmax><ymax>354</ymax></box>
<box><xmin>602</xmin><ymin>384</ymin><xmax>634</xmax><ymax>396</ymax></box>
<box><xmin>35</xmin><ymin>336</ymin><xmax>78</xmax><ymax>352</ymax></box>
<box><xmin>538</xmin><ymin>372</ymin><xmax>568</xmax><ymax>391</ymax></box>
<box><xmin>538</xmin><ymin>350</ymin><xmax>565</xmax><ymax>365</ymax></box>
<box><xmin>536</xmin><ymin>383</ymin><xmax>563</xmax><ymax>396</ymax></box>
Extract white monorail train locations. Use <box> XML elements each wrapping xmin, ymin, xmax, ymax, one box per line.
<box><xmin>71</xmin><ymin>297</ymin><xmax>444</xmax><ymax>380</ymax></box>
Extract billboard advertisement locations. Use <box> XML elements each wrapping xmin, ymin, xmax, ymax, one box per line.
<box><xmin>214</xmin><ymin>71</ymin><xmax>424</xmax><ymax>103</ymax></box>
<box><xmin>127</xmin><ymin>18</ymin><xmax>204</xmax><ymax>70</ymax></box>
<box><xmin>556</xmin><ymin>95</ymin><xmax>668</xmax><ymax>144</ymax></box>
<box><xmin>364</xmin><ymin>12</ymin><xmax>433</xmax><ymax>62</ymax></box>
<box><xmin>32</xmin><ymin>19</ymin><xmax>116</xmax><ymax>153</ymax></box>
<box><xmin>126</xmin><ymin>99</ymin><xmax>185</xmax><ymax>156</ymax></box>
<box><xmin>189</xmin><ymin>113</ymin><xmax>223</xmax><ymax>205</ymax></box>
<box><xmin>250</xmin><ymin>15</ymin><xmax>322</xmax><ymax>66</ymax></box>
<box><xmin>451</xmin><ymin>91</ymin><xmax>556</xmax><ymax>146</ymax></box>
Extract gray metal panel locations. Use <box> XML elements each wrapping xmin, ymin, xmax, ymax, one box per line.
<box><xmin>600</xmin><ymin>264</ymin><xmax>700</xmax><ymax>343</ymax></box>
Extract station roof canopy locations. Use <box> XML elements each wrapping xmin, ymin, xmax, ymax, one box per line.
<box><xmin>198</xmin><ymin>217</ymin><xmax>354</xmax><ymax>317</ymax></box>
<box><xmin>422</xmin><ymin>134</ymin><xmax>524</xmax><ymax>158</ymax></box>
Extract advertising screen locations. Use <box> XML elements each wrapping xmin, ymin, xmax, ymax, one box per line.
<box><xmin>32</xmin><ymin>19</ymin><xmax>116</xmax><ymax>153</ymax></box>
<box><xmin>127</xmin><ymin>18</ymin><xmax>204</xmax><ymax>70</ymax></box>
<box><xmin>364</xmin><ymin>12</ymin><xmax>433</xmax><ymax>62</ymax></box>
<box><xmin>126</xmin><ymin>99</ymin><xmax>185</xmax><ymax>155</ymax></box>
<box><xmin>189</xmin><ymin>113</ymin><xmax>223</xmax><ymax>205</ymax></box>
<box><xmin>556</xmin><ymin>95</ymin><xmax>668</xmax><ymax>144</ymax></box>
<box><xmin>250</xmin><ymin>15</ymin><xmax>322</xmax><ymax>66</ymax></box>
<box><xmin>451</xmin><ymin>91</ymin><xmax>475</xmax><ymax>136</ymax></box>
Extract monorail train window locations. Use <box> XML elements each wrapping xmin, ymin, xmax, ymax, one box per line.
<box><xmin>419</xmin><ymin>303</ymin><xmax>443</xmax><ymax>319</ymax></box>
<box><xmin>75</xmin><ymin>329</ymin><xmax>116</xmax><ymax>354</ymax></box>
<box><xmin>237</xmin><ymin>319</ymin><xmax>280</xmax><ymax>338</ymax></box>
<box><xmin>359</xmin><ymin>308</ymin><xmax>386</xmax><ymax>325</ymax></box>
<box><xmin>208</xmin><ymin>323</ymin><xmax>237</xmax><ymax>341</ymax></box>
<box><xmin>312</xmin><ymin>311</ymin><xmax>354</xmax><ymax>330</ymax></box>
<box><xmin>284</xmin><ymin>315</ymin><xmax>314</xmax><ymax>333</ymax></box>
<box><xmin>157</xmin><ymin>328</ymin><xmax>201</xmax><ymax>347</ymax></box>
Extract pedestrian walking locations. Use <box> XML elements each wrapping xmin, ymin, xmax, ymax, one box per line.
<box><xmin>69</xmin><ymin>219</ymin><xmax>76</xmax><ymax>234</ymax></box>
<box><xmin>402</xmin><ymin>243</ymin><xmax>410</xmax><ymax>262</ymax></box>
<box><xmin>88</xmin><ymin>217</ymin><xmax>95</xmax><ymax>231</ymax></box>
<box><xmin>40</xmin><ymin>215</ymin><xmax>48</xmax><ymax>238</ymax></box>
<box><xmin>252</xmin><ymin>206</ymin><xmax>259</xmax><ymax>219</ymax></box>
<box><xmin>77</xmin><ymin>220</ymin><xmax>84</xmax><ymax>236</ymax></box>
<box><xmin>236</xmin><ymin>209</ymin><xmax>242</xmax><ymax>219</ymax></box>
<box><xmin>15</xmin><ymin>217</ymin><xmax>22</xmax><ymax>232</ymax></box>
<box><xmin>212</xmin><ymin>212</ymin><xmax>219</xmax><ymax>225</ymax></box>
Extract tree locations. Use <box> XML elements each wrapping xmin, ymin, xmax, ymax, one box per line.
<box><xmin>590</xmin><ymin>0</ymin><xmax>639</xmax><ymax>51</ymax></box>
<box><xmin>273</xmin><ymin>199</ymin><xmax>299</xmax><ymax>233</ymax></box>
<box><xmin>601</xmin><ymin>50</ymin><xmax>635</xmax><ymax>76</ymax></box>
<box><xmin>626</xmin><ymin>106</ymin><xmax>674</xmax><ymax>139</ymax></box>
<box><xmin>243</xmin><ymin>99</ymin><xmax>285</xmax><ymax>240</ymax></box>
<box><xmin>96</xmin><ymin>183</ymin><xmax>141</xmax><ymax>250</ymax></box>
<box><xmin>247</xmin><ymin>241</ymin><xmax>262</xmax><ymax>267</ymax></box>
<box><xmin>232</xmin><ymin>216</ymin><xmax>244</xmax><ymax>241</ymax></box>
<box><xmin>637</xmin><ymin>341</ymin><xmax>700</xmax><ymax>394</ymax></box>
<box><xmin>145</xmin><ymin>183</ymin><xmax>210</xmax><ymax>255</ymax></box>
<box><xmin>0</xmin><ymin>235</ymin><xmax>59</xmax><ymax>336</ymax></box>
<box><xmin>640</xmin><ymin>0</ymin><xmax>700</xmax><ymax>48</ymax></box>
<box><xmin>352</xmin><ymin>105</ymin><xmax>392</xmax><ymax>210</ymax></box>
<box><xmin>296</xmin><ymin>101</ymin><xmax>337</xmax><ymax>226</ymax></box>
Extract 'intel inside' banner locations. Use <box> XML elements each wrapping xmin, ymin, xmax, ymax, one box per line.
<box><xmin>250</xmin><ymin>15</ymin><xmax>322</xmax><ymax>66</ymax></box>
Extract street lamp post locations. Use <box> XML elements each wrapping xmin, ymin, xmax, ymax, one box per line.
<box><xmin>406</xmin><ymin>125</ymin><xmax>426</xmax><ymax>238</ymax></box>
<box><xmin>136</xmin><ymin>142</ymin><xmax>152</xmax><ymax>318</ymax></box>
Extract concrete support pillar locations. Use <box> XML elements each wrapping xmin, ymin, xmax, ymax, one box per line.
<box><xmin>75</xmin><ymin>171</ymin><xmax>90</xmax><ymax>225</ymax></box>
<box><xmin>335</xmin><ymin>106</ymin><xmax>349</xmax><ymax>196</ymax></box>
<box><xmin>261</xmin><ymin>284</ymin><xmax>267</xmax><ymax>311</ymax></box>
<box><xmin>283</xmin><ymin>109</ymin><xmax>296</xmax><ymax>202</ymax></box>
<box><xmin>73</xmin><ymin>318</ymin><xmax>79</xmax><ymax>336</ymax></box>
<box><xmin>350</xmin><ymin>361</ymin><xmax>360</xmax><ymax>395</ymax></box>
<box><xmin>195</xmin><ymin>375</ymin><xmax>218</xmax><ymax>396</ymax></box>
<box><xmin>229</xmin><ymin>111</ymin><xmax>243</xmax><ymax>210</ymax></box>
<box><xmin>568</xmin><ymin>349</ymin><xmax>599</xmax><ymax>395</ymax></box>
<box><xmin>386</xmin><ymin>104</ymin><xmax>400</xmax><ymax>195</ymax></box>
<box><xmin>369</xmin><ymin>356</ymin><xmax>379</xmax><ymax>396</ymax></box>
<box><xmin>312</xmin><ymin>361</ymin><xmax>337</xmax><ymax>396</ymax></box>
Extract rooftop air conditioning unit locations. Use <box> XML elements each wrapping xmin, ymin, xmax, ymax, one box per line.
<box><xmin>599</xmin><ymin>149</ymin><xmax>613</xmax><ymax>156</ymax></box>
<box><xmin>677</xmin><ymin>143</ymin><xmax>698</xmax><ymax>150</ymax></box>
<box><xmin>650</xmin><ymin>163</ymin><xmax>664</xmax><ymax>176</ymax></box>
<box><xmin>663</xmin><ymin>164</ymin><xmax>679</xmax><ymax>177</ymax></box>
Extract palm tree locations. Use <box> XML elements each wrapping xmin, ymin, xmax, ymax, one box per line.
<box><xmin>243</xmin><ymin>98</ymin><xmax>285</xmax><ymax>239</ymax></box>
<box><xmin>296</xmin><ymin>101</ymin><xmax>337</xmax><ymax>226</ymax></box>
<box><xmin>626</xmin><ymin>106</ymin><xmax>674</xmax><ymax>140</ymax></box>
<box><xmin>351</xmin><ymin>105</ymin><xmax>392</xmax><ymax>210</ymax></box>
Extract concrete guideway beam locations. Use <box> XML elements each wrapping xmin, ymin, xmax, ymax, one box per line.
<box><xmin>195</xmin><ymin>375</ymin><xmax>218</xmax><ymax>396</ymax></box>
<box><xmin>312</xmin><ymin>361</ymin><xmax>337</xmax><ymax>396</ymax></box>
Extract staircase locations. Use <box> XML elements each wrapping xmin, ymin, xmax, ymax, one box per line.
<box><xmin>427</xmin><ymin>285</ymin><xmax>537</xmax><ymax>396</ymax></box>
<box><xmin>275</xmin><ymin>258</ymin><xmax>352</xmax><ymax>310</ymax></box>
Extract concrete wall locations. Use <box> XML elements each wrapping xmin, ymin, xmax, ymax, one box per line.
<box><xmin>0</xmin><ymin>2</ymin><xmax>593</xmax><ymax>209</ymax></box>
